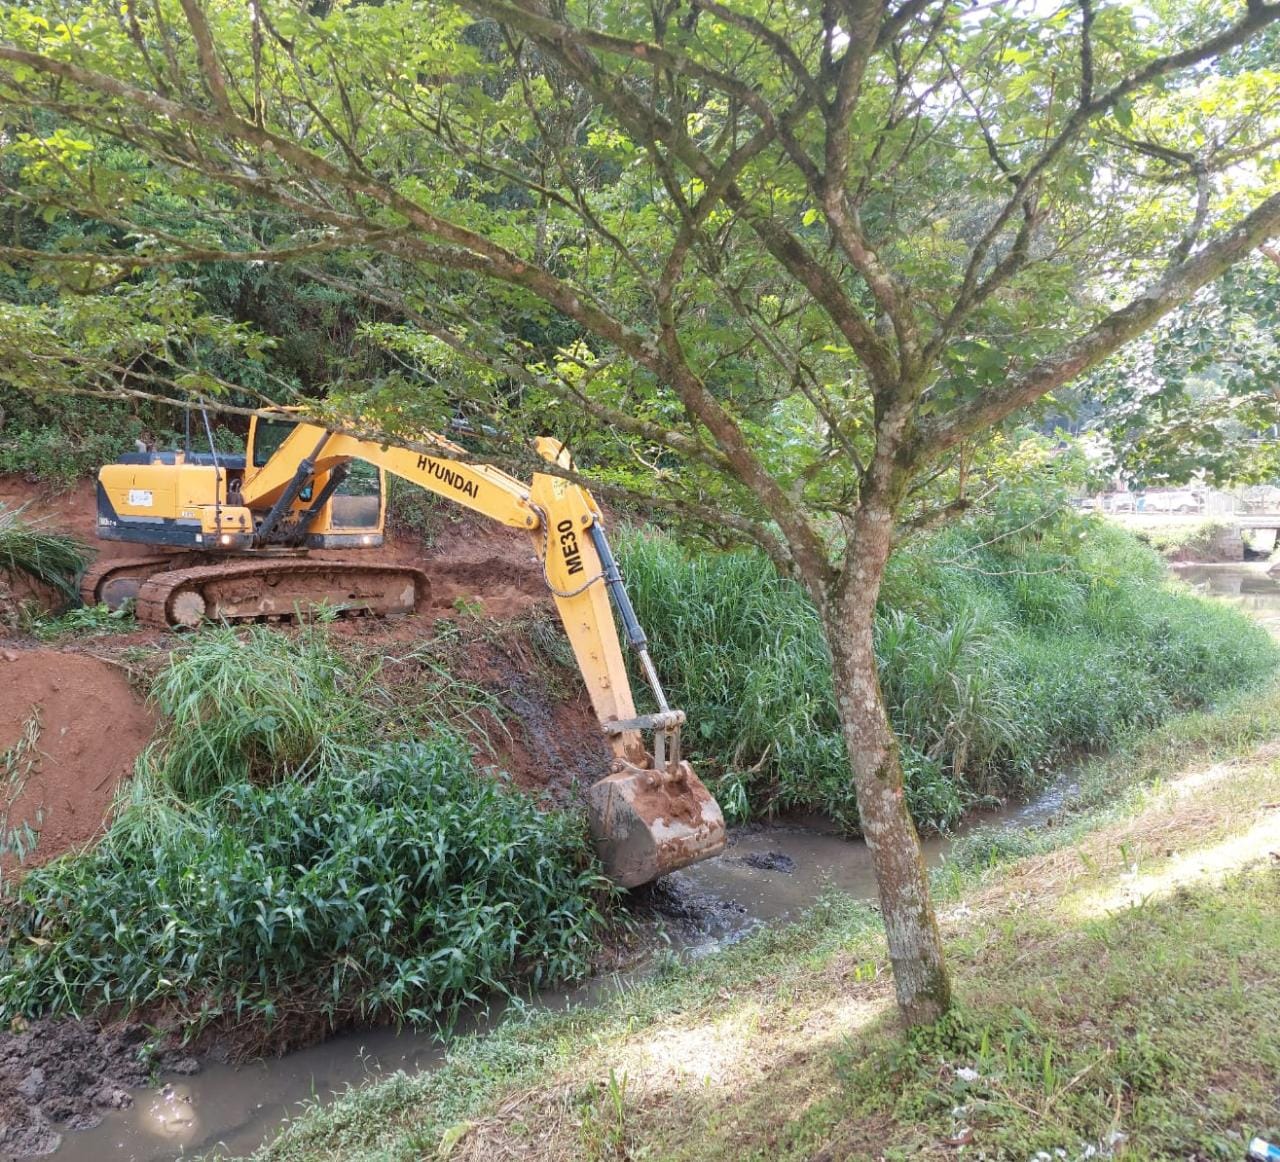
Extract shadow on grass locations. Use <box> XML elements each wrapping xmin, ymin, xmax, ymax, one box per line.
<box><xmin>631</xmin><ymin>864</ymin><xmax>1280</xmax><ymax>1162</ymax></box>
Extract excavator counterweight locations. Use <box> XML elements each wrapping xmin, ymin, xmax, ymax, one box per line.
<box><xmin>87</xmin><ymin>415</ymin><xmax>726</xmax><ymax>887</ymax></box>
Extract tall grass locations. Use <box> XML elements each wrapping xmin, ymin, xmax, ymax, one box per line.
<box><xmin>146</xmin><ymin>621</ymin><xmax>383</xmax><ymax>798</ymax></box>
<box><xmin>618</xmin><ymin>505</ymin><xmax>1279</xmax><ymax>831</ymax></box>
<box><xmin>0</xmin><ymin>502</ymin><xmax>90</xmax><ymax>604</ymax></box>
<box><xmin>0</xmin><ymin>737</ymin><xmax>611</xmax><ymax>1030</ymax></box>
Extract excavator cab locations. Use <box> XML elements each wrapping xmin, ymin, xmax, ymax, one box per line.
<box><xmin>244</xmin><ymin>415</ymin><xmax>387</xmax><ymax>547</ymax></box>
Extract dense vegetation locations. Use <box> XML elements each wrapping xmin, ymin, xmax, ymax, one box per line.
<box><xmin>1</xmin><ymin>738</ymin><xmax>608</xmax><ymax>1030</ymax></box>
<box><xmin>2</xmin><ymin>461</ymin><xmax>1276</xmax><ymax>1040</ymax></box>
<box><xmin>0</xmin><ymin>624</ymin><xmax>611</xmax><ymax>1033</ymax></box>
<box><xmin>3</xmin><ymin>0</ymin><xmax>1277</xmax><ymax>1027</ymax></box>
<box><xmin>622</xmin><ymin>504</ymin><xmax>1278</xmax><ymax>831</ymax></box>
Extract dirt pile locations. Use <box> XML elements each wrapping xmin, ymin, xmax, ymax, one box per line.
<box><xmin>1</xmin><ymin>649</ymin><xmax>154</xmax><ymax>867</ymax></box>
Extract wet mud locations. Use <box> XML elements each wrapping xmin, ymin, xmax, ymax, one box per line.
<box><xmin>0</xmin><ymin>1019</ymin><xmax>176</xmax><ymax>1160</ymax></box>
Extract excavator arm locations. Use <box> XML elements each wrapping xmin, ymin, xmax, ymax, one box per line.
<box><xmin>238</xmin><ymin>421</ymin><xmax>726</xmax><ymax>886</ymax></box>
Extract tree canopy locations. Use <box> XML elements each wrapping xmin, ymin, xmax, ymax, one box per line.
<box><xmin>2</xmin><ymin>0</ymin><xmax>1278</xmax><ymax>1026</ymax></box>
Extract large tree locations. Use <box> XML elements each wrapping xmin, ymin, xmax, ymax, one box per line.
<box><xmin>1</xmin><ymin>0</ymin><xmax>1278</xmax><ymax>1025</ymax></box>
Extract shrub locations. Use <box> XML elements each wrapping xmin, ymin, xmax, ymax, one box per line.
<box><xmin>0</xmin><ymin>737</ymin><xmax>611</xmax><ymax>1029</ymax></box>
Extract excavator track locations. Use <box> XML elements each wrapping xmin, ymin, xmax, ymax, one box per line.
<box><xmin>135</xmin><ymin>559</ymin><xmax>431</xmax><ymax>629</ymax></box>
<box><xmin>80</xmin><ymin>554</ymin><xmax>204</xmax><ymax>609</ymax></box>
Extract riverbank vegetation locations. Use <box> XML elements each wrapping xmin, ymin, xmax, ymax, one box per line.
<box><xmin>250</xmin><ymin>679</ymin><xmax>1280</xmax><ymax>1162</ymax></box>
<box><xmin>5</xmin><ymin>0</ymin><xmax>1278</xmax><ymax>1028</ymax></box>
<box><xmin>623</xmin><ymin>504</ymin><xmax>1278</xmax><ymax>831</ymax></box>
<box><xmin>1129</xmin><ymin>519</ymin><xmax>1244</xmax><ymax>562</ymax></box>
<box><xmin>0</xmin><ymin>738</ymin><xmax>609</xmax><ymax>1035</ymax></box>
<box><xmin>2</xmin><ymin>499</ymin><xmax>1275</xmax><ymax>1051</ymax></box>
<box><xmin>0</xmin><ymin>621</ymin><xmax>614</xmax><ymax>1040</ymax></box>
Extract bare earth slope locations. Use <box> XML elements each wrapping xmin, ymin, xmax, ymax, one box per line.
<box><xmin>1</xmin><ymin>649</ymin><xmax>154</xmax><ymax>867</ymax></box>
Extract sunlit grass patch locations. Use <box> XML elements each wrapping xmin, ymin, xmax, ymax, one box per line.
<box><xmin>834</xmin><ymin>866</ymin><xmax>1280</xmax><ymax>1161</ymax></box>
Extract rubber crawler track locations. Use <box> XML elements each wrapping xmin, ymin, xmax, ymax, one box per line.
<box><xmin>135</xmin><ymin>559</ymin><xmax>432</xmax><ymax>628</ymax></box>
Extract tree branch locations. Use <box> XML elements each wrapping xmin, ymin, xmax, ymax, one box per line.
<box><xmin>914</xmin><ymin>189</ymin><xmax>1280</xmax><ymax>459</ymax></box>
<box><xmin>936</xmin><ymin>1</ymin><xmax>1280</xmax><ymax>342</ymax></box>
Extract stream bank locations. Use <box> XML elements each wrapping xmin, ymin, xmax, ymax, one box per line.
<box><xmin>33</xmin><ymin>787</ymin><xmax>1069</xmax><ymax>1162</ymax></box>
<box><xmin>9</xmin><ymin>565</ymin><xmax>1280</xmax><ymax>1162</ymax></box>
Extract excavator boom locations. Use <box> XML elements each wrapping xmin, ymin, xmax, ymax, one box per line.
<box><xmin>88</xmin><ymin>417</ymin><xmax>726</xmax><ymax>886</ymax></box>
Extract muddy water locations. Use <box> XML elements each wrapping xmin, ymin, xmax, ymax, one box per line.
<box><xmin>1172</xmin><ymin>562</ymin><xmax>1280</xmax><ymax>632</ymax></box>
<box><xmin>53</xmin><ymin>564</ymin><xmax>1276</xmax><ymax>1161</ymax></box>
<box><xmin>668</xmin><ymin>819</ymin><xmax>952</xmax><ymax>933</ymax></box>
<box><xmin>50</xmin><ymin>809</ymin><xmax>1032</xmax><ymax>1162</ymax></box>
<box><xmin>52</xmin><ymin>1024</ymin><xmax>446</xmax><ymax>1161</ymax></box>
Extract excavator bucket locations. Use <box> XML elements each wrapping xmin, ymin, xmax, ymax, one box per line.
<box><xmin>587</xmin><ymin>760</ymin><xmax>726</xmax><ymax>888</ymax></box>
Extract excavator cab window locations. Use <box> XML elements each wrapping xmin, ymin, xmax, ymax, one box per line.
<box><xmin>329</xmin><ymin>460</ymin><xmax>382</xmax><ymax>529</ymax></box>
<box><xmin>249</xmin><ymin>417</ymin><xmax>313</xmax><ymax>499</ymax></box>
<box><xmin>250</xmin><ymin>418</ymin><xmax>296</xmax><ymax>468</ymax></box>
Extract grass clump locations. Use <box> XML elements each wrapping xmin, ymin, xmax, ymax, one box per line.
<box><xmin>0</xmin><ymin>502</ymin><xmax>90</xmax><ymax>604</ymax></box>
<box><xmin>145</xmin><ymin>621</ymin><xmax>381</xmax><ymax>798</ymax></box>
<box><xmin>27</xmin><ymin>601</ymin><xmax>136</xmax><ymax>640</ymax></box>
<box><xmin>619</xmin><ymin>500</ymin><xmax>1278</xmax><ymax>832</ymax></box>
<box><xmin>0</xmin><ymin>736</ymin><xmax>611</xmax><ymax>1031</ymax></box>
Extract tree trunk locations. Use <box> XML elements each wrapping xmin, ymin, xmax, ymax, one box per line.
<box><xmin>825</xmin><ymin>512</ymin><xmax>952</xmax><ymax>1027</ymax></box>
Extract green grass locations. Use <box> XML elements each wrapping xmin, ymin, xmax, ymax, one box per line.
<box><xmin>236</xmin><ymin>690</ymin><xmax>1280</xmax><ymax>1162</ymax></box>
<box><xmin>618</xmin><ymin>504</ymin><xmax>1279</xmax><ymax>832</ymax></box>
<box><xmin>0</xmin><ymin>502</ymin><xmax>91</xmax><ymax>604</ymax></box>
<box><xmin>0</xmin><ymin>737</ymin><xmax>613</xmax><ymax>1033</ymax></box>
<box><xmin>935</xmin><ymin>673</ymin><xmax>1280</xmax><ymax>891</ymax></box>
<box><xmin>145</xmin><ymin>620</ymin><xmax>385</xmax><ymax>798</ymax></box>
<box><xmin>832</xmin><ymin>868</ymin><xmax>1280</xmax><ymax>1161</ymax></box>
<box><xmin>26</xmin><ymin>600</ymin><xmax>137</xmax><ymax>640</ymax></box>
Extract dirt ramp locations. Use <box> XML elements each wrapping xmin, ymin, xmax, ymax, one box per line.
<box><xmin>1</xmin><ymin>649</ymin><xmax>154</xmax><ymax>866</ymax></box>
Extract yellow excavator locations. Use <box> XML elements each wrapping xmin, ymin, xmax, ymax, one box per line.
<box><xmin>84</xmin><ymin>413</ymin><xmax>726</xmax><ymax>887</ymax></box>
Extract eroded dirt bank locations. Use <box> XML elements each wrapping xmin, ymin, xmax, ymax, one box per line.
<box><xmin>0</xmin><ymin>650</ymin><xmax>154</xmax><ymax>867</ymax></box>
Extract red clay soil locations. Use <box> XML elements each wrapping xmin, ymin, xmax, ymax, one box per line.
<box><xmin>0</xmin><ymin>648</ymin><xmax>154</xmax><ymax>867</ymax></box>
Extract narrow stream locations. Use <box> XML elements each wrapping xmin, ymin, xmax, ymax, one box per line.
<box><xmin>46</xmin><ymin>808</ymin><xmax>1036</xmax><ymax>1161</ymax></box>
<box><xmin>47</xmin><ymin>562</ymin><xmax>1280</xmax><ymax>1162</ymax></box>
